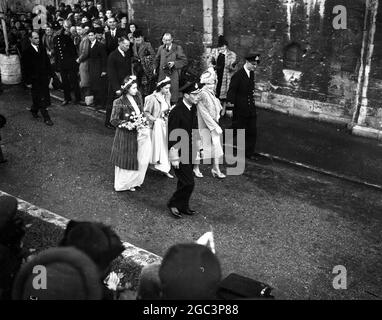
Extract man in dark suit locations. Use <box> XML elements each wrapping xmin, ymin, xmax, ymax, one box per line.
<box><xmin>104</xmin><ymin>17</ymin><xmax>124</xmax><ymax>56</ymax></box>
<box><xmin>88</xmin><ymin>28</ymin><xmax>107</xmax><ymax>109</ymax></box>
<box><xmin>105</xmin><ymin>36</ymin><xmax>132</xmax><ymax>128</ymax></box>
<box><xmin>167</xmin><ymin>82</ymin><xmax>204</xmax><ymax>219</ymax></box>
<box><xmin>22</xmin><ymin>31</ymin><xmax>53</xmax><ymax>126</ymax></box>
<box><xmin>53</xmin><ymin>26</ymin><xmax>82</xmax><ymax>105</ymax></box>
<box><xmin>227</xmin><ymin>53</ymin><xmax>260</xmax><ymax>160</ymax></box>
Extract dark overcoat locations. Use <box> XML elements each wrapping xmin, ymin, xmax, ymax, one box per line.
<box><xmin>226</xmin><ymin>67</ymin><xmax>256</xmax><ymax>118</ymax></box>
<box><xmin>88</xmin><ymin>41</ymin><xmax>107</xmax><ymax>92</ymax></box>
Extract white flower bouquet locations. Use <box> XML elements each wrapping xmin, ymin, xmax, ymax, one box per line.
<box><xmin>119</xmin><ymin>111</ymin><xmax>149</xmax><ymax>131</ymax></box>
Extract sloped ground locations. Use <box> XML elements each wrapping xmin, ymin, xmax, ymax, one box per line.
<box><xmin>1</xmin><ymin>85</ymin><xmax>381</xmax><ymax>299</ymax></box>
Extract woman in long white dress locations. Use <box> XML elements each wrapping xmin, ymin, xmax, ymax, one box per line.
<box><xmin>110</xmin><ymin>76</ymin><xmax>152</xmax><ymax>192</ymax></box>
<box><xmin>193</xmin><ymin>67</ymin><xmax>226</xmax><ymax>179</ymax></box>
<box><xmin>144</xmin><ymin>77</ymin><xmax>174</xmax><ymax>178</ymax></box>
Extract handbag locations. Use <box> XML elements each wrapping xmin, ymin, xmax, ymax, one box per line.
<box><xmin>217</xmin><ymin>273</ymin><xmax>275</xmax><ymax>300</ymax></box>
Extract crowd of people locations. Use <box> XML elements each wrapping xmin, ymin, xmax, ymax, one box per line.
<box><xmin>0</xmin><ymin>194</ymin><xmax>273</xmax><ymax>300</ymax></box>
<box><xmin>0</xmin><ymin>194</ymin><xmax>218</xmax><ymax>300</ymax></box>
<box><xmin>0</xmin><ymin>1</ymin><xmax>264</xmax><ymax>297</ymax></box>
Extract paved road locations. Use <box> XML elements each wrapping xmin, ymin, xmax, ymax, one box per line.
<box><xmin>1</xmin><ymin>86</ymin><xmax>381</xmax><ymax>299</ymax></box>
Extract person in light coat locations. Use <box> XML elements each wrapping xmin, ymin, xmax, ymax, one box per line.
<box><xmin>144</xmin><ymin>77</ymin><xmax>174</xmax><ymax>179</ymax></box>
<box><xmin>193</xmin><ymin>68</ymin><xmax>225</xmax><ymax>179</ymax></box>
<box><xmin>154</xmin><ymin>33</ymin><xmax>188</xmax><ymax>104</ymax></box>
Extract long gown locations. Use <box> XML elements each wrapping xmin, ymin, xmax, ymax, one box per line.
<box><xmin>114</xmin><ymin>95</ymin><xmax>152</xmax><ymax>191</ymax></box>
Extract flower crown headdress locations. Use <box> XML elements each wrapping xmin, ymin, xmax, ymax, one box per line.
<box><xmin>121</xmin><ymin>75</ymin><xmax>137</xmax><ymax>90</ymax></box>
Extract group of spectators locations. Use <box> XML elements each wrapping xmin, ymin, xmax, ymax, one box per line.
<box><xmin>0</xmin><ymin>1</ymin><xmax>198</xmax><ymax>128</ymax></box>
<box><xmin>0</xmin><ymin>194</ymin><xmax>223</xmax><ymax>300</ymax></box>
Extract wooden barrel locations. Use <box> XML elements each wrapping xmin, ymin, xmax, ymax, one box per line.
<box><xmin>0</xmin><ymin>54</ymin><xmax>22</xmax><ymax>85</ymax></box>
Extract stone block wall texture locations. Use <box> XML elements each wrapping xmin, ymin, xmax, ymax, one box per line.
<box><xmin>8</xmin><ymin>0</ymin><xmax>382</xmax><ymax>131</ymax></box>
<box><xmin>106</xmin><ymin>0</ymin><xmax>380</xmax><ymax>131</ymax></box>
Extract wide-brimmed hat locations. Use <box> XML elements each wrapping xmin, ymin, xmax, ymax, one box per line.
<box><xmin>159</xmin><ymin>243</ymin><xmax>221</xmax><ymax>299</ymax></box>
<box><xmin>59</xmin><ymin>220</ymin><xmax>125</xmax><ymax>273</ymax></box>
<box><xmin>12</xmin><ymin>247</ymin><xmax>103</xmax><ymax>300</ymax></box>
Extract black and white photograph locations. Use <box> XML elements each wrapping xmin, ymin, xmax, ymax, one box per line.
<box><xmin>0</xmin><ymin>0</ymin><xmax>382</xmax><ymax>307</ymax></box>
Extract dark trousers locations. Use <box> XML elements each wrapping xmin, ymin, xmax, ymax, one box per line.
<box><xmin>61</xmin><ymin>69</ymin><xmax>81</xmax><ymax>102</ymax></box>
<box><xmin>31</xmin><ymin>77</ymin><xmax>51</xmax><ymax>120</ymax></box>
<box><xmin>236</xmin><ymin>115</ymin><xmax>257</xmax><ymax>157</ymax></box>
<box><xmin>168</xmin><ymin>163</ymin><xmax>195</xmax><ymax>211</ymax></box>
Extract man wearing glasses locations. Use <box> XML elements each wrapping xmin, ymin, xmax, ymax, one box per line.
<box><xmin>227</xmin><ymin>53</ymin><xmax>260</xmax><ymax>161</ymax></box>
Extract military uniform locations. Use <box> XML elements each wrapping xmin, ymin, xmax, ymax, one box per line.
<box><xmin>53</xmin><ymin>30</ymin><xmax>81</xmax><ymax>103</ymax></box>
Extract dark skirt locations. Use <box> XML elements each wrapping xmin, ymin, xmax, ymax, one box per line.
<box><xmin>110</xmin><ymin>128</ymin><xmax>138</xmax><ymax>170</ymax></box>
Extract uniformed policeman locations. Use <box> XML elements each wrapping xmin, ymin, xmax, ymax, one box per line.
<box><xmin>226</xmin><ymin>53</ymin><xmax>260</xmax><ymax>160</ymax></box>
<box><xmin>53</xmin><ymin>21</ymin><xmax>81</xmax><ymax>105</ymax></box>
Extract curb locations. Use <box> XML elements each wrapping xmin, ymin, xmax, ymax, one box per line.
<box><xmin>0</xmin><ymin>190</ymin><xmax>162</xmax><ymax>283</ymax></box>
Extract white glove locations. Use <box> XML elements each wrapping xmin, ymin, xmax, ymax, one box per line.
<box><xmin>214</xmin><ymin>126</ymin><xmax>223</xmax><ymax>135</ymax></box>
<box><xmin>226</xmin><ymin>110</ymin><xmax>233</xmax><ymax>118</ymax></box>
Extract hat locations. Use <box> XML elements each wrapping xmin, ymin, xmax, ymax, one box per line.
<box><xmin>59</xmin><ymin>220</ymin><xmax>125</xmax><ymax>273</ymax></box>
<box><xmin>200</xmin><ymin>67</ymin><xmax>217</xmax><ymax>85</ymax></box>
<box><xmin>179</xmin><ymin>81</ymin><xmax>204</xmax><ymax>95</ymax></box>
<box><xmin>159</xmin><ymin>243</ymin><xmax>221</xmax><ymax>299</ymax></box>
<box><xmin>12</xmin><ymin>247</ymin><xmax>103</xmax><ymax>300</ymax></box>
<box><xmin>245</xmin><ymin>52</ymin><xmax>260</xmax><ymax>63</ymax></box>
<box><xmin>51</xmin><ymin>21</ymin><xmax>61</xmax><ymax>30</ymax></box>
<box><xmin>156</xmin><ymin>76</ymin><xmax>171</xmax><ymax>90</ymax></box>
<box><xmin>217</xmin><ymin>35</ymin><xmax>228</xmax><ymax>47</ymax></box>
<box><xmin>0</xmin><ymin>195</ymin><xmax>18</xmax><ymax>232</ymax></box>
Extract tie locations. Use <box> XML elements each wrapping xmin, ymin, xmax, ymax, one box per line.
<box><xmin>166</xmin><ymin>45</ymin><xmax>170</xmax><ymax>52</ymax></box>
<box><xmin>112</xmin><ymin>30</ymin><xmax>115</xmax><ymax>37</ymax></box>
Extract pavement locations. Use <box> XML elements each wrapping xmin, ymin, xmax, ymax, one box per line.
<box><xmin>1</xmin><ymin>85</ymin><xmax>382</xmax><ymax>299</ymax></box>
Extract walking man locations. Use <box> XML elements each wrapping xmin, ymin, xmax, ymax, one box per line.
<box><xmin>226</xmin><ymin>53</ymin><xmax>260</xmax><ymax>160</ymax></box>
<box><xmin>167</xmin><ymin>82</ymin><xmax>204</xmax><ymax>219</ymax></box>
<box><xmin>22</xmin><ymin>32</ymin><xmax>53</xmax><ymax>126</ymax></box>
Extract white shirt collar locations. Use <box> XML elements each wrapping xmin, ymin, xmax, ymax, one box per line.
<box><xmin>110</xmin><ymin>29</ymin><xmax>116</xmax><ymax>36</ymax></box>
<box><xmin>31</xmin><ymin>44</ymin><xmax>39</xmax><ymax>52</ymax></box>
<box><xmin>183</xmin><ymin>99</ymin><xmax>192</xmax><ymax>110</ymax></box>
<box><xmin>165</xmin><ymin>43</ymin><xmax>172</xmax><ymax>51</ymax></box>
<box><xmin>91</xmin><ymin>40</ymin><xmax>97</xmax><ymax>48</ymax></box>
<box><xmin>244</xmin><ymin>64</ymin><xmax>251</xmax><ymax>78</ymax></box>
<box><xmin>118</xmin><ymin>46</ymin><xmax>125</xmax><ymax>57</ymax></box>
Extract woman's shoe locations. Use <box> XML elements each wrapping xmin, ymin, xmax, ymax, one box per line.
<box><xmin>193</xmin><ymin>169</ymin><xmax>204</xmax><ymax>178</ymax></box>
<box><xmin>164</xmin><ymin>172</ymin><xmax>174</xmax><ymax>179</ymax></box>
<box><xmin>211</xmin><ymin>169</ymin><xmax>226</xmax><ymax>179</ymax></box>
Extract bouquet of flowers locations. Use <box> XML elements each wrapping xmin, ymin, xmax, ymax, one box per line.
<box><xmin>119</xmin><ymin>112</ymin><xmax>149</xmax><ymax>131</ymax></box>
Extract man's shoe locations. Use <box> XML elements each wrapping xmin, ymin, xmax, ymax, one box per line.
<box><xmin>167</xmin><ymin>205</ymin><xmax>182</xmax><ymax>219</ymax></box>
<box><xmin>31</xmin><ymin>112</ymin><xmax>39</xmax><ymax>118</ymax></box>
<box><xmin>105</xmin><ymin>123</ymin><xmax>114</xmax><ymax>129</ymax></box>
<box><xmin>44</xmin><ymin>119</ymin><xmax>54</xmax><ymax>126</ymax></box>
<box><xmin>181</xmin><ymin>208</ymin><xmax>196</xmax><ymax>216</ymax></box>
<box><xmin>0</xmin><ymin>159</ymin><xmax>8</xmax><ymax>164</ymax></box>
<box><xmin>61</xmin><ymin>100</ymin><xmax>70</xmax><ymax>106</ymax></box>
